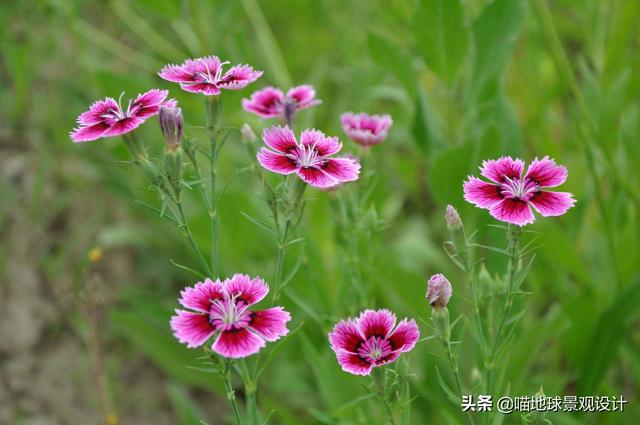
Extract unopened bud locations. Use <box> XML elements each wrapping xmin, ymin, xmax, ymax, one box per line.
<box><xmin>159</xmin><ymin>106</ymin><xmax>183</xmax><ymax>151</ymax></box>
<box><xmin>445</xmin><ymin>204</ymin><xmax>462</xmax><ymax>230</ymax></box>
<box><xmin>164</xmin><ymin>147</ymin><xmax>184</xmax><ymax>195</ymax></box>
<box><xmin>240</xmin><ymin>123</ymin><xmax>257</xmax><ymax>144</ymax></box>
<box><xmin>426</xmin><ymin>274</ymin><xmax>452</xmax><ymax>309</ymax></box>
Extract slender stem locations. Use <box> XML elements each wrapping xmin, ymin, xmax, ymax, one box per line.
<box><xmin>444</xmin><ymin>341</ymin><xmax>475</xmax><ymax>425</ymax></box>
<box><xmin>371</xmin><ymin>373</ymin><xmax>397</xmax><ymax>425</ymax></box>
<box><xmin>245</xmin><ymin>390</ymin><xmax>258</xmax><ymax>425</ymax></box>
<box><xmin>221</xmin><ymin>362</ymin><xmax>244</xmax><ymax>425</ymax></box>
<box><xmin>176</xmin><ymin>199</ymin><xmax>212</xmax><ymax>276</ymax></box>
<box><xmin>485</xmin><ymin>225</ymin><xmax>521</xmax><ymax>395</ymax></box>
<box><xmin>272</xmin><ymin>241</ymin><xmax>286</xmax><ymax>301</ymax></box>
<box><xmin>206</xmin><ymin>97</ymin><xmax>221</xmax><ymax>276</ymax></box>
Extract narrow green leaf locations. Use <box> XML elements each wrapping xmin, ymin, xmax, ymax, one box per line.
<box><xmin>413</xmin><ymin>0</ymin><xmax>469</xmax><ymax>83</ymax></box>
<box><xmin>471</xmin><ymin>0</ymin><xmax>526</xmax><ymax>92</ymax></box>
<box><xmin>578</xmin><ymin>278</ymin><xmax>640</xmax><ymax>394</ymax></box>
<box><xmin>367</xmin><ymin>32</ymin><xmax>416</xmax><ymax>93</ymax></box>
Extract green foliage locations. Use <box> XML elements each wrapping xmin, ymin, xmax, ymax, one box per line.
<box><xmin>3</xmin><ymin>0</ymin><xmax>640</xmax><ymax>423</ymax></box>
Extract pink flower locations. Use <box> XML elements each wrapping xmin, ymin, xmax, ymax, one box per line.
<box><xmin>70</xmin><ymin>89</ymin><xmax>176</xmax><ymax>142</ymax></box>
<box><xmin>463</xmin><ymin>156</ymin><xmax>576</xmax><ymax>226</ymax></box>
<box><xmin>242</xmin><ymin>85</ymin><xmax>321</xmax><ymax>120</ymax></box>
<box><xmin>328</xmin><ymin>309</ymin><xmax>420</xmax><ymax>376</ymax></box>
<box><xmin>257</xmin><ymin>126</ymin><xmax>360</xmax><ymax>188</ymax></box>
<box><xmin>340</xmin><ymin>112</ymin><xmax>393</xmax><ymax>146</ymax></box>
<box><xmin>170</xmin><ymin>274</ymin><xmax>291</xmax><ymax>358</ymax></box>
<box><xmin>158</xmin><ymin>55</ymin><xmax>262</xmax><ymax>95</ymax></box>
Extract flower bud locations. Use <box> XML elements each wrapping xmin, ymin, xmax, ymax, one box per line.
<box><xmin>240</xmin><ymin>123</ymin><xmax>257</xmax><ymax>144</ymax></box>
<box><xmin>164</xmin><ymin>146</ymin><xmax>184</xmax><ymax>195</ymax></box>
<box><xmin>159</xmin><ymin>106</ymin><xmax>183</xmax><ymax>152</ymax></box>
<box><xmin>426</xmin><ymin>274</ymin><xmax>452</xmax><ymax>309</ymax></box>
<box><xmin>445</xmin><ymin>204</ymin><xmax>462</xmax><ymax>230</ymax></box>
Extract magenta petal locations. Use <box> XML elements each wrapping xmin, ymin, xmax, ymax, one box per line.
<box><xmin>336</xmin><ymin>351</ymin><xmax>373</xmax><ymax>376</ymax></box>
<box><xmin>70</xmin><ymin>122</ymin><xmax>110</xmax><ymax>142</ymax></box>
<box><xmin>286</xmin><ymin>85</ymin><xmax>320</xmax><ymax>108</ymax></box>
<box><xmin>322</xmin><ymin>157</ymin><xmax>360</xmax><ymax>183</ymax></box>
<box><xmin>300</xmin><ymin>129</ymin><xmax>342</xmax><ymax>156</ymax></box>
<box><xmin>178</xmin><ymin>278</ymin><xmax>225</xmax><ymax>312</ymax></box>
<box><xmin>170</xmin><ymin>310</ymin><xmax>217</xmax><ymax>348</ymax></box>
<box><xmin>102</xmin><ymin>117</ymin><xmax>144</xmax><ymax>137</ymax></box>
<box><xmin>257</xmin><ymin>149</ymin><xmax>297</xmax><ymax>175</ymax></box>
<box><xmin>357</xmin><ymin>309</ymin><xmax>397</xmax><ymax>339</ymax></box>
<box><xmin>159</xmin><ymin>64</ymin><xmax>196</xmax><ymax>83</ymax></box>
<box><xmin>489</xmin><ymin>199</ymin><xmax>535</xmax><ymax>226</ymax></box>
<box><xmin>463</xmin><ymin>177</ymin><xmax>503</xmax><ymax>208</ymax></box>
<box><xmin>212</xmin><ymin>328</ymin><xmax>265</xmax><ymax>358</ymax></box>
<box><xmin>217</xmin><ymin>65</ymin><xmax>263</xmax><ymax>90</ymax></box>
<box><xmin>134</xmin><ymin>89</ymin><xmax>169</xmax><ymax>108</ymax></box>
<box><xmin>529</xmin><ymin>191</ymin><xmax>575</xmax><ymax>217</ymax></box>
<box><xmin>77</xmin><ymin>98</ymin><xmax>119</xmax><ymax>125</ymax></box>
<box><xmin>387</xmin><ymin>319</ymin><xmax>420</xmax><ymax>352</ymax></box>
<box><xmin>329</xmin><ymin>320</ymin><xmax>364</xmax><ymax>352</ymax></box>
<box><xmin>224</xmin><ymin>274</ymin><xmax>269</xmax><ymax>306</ymax></box>
<box><xmin>525</xmin><ymin>156</ymin><xmax>568</xmax><ymax>187</ymax></box>
<box><xmin>180</xmin><ymin>82</ymin><xmax>221</xmax><ymax>95</ymax></box>
<box><xmin>242</xmin><ymin>86</ymin><xmax>284</xmax><ymax>118</ymax></box>
<box><xmin>262</xmin><ymin>126</ymin><xmax>298</xmax><ymax>153</ymax></box>
<box><xmin>480</xmin><ymin>157</ymin><xmax>524</xmax><ymax>183</ymax></box>
<box><xmin>297</xmin><ymin>167</ymin><xmax>338</xmax><ymax>188</ymax></box>
<box><xmin>248</xmin><ymin>307</ymin><xmax>291</xmax><ymax>342</ymax></box>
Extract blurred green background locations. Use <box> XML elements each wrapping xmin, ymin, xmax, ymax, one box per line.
<box><xmin>1</xmin><ymin>0</ymin><xmax>638</xmax><ymax>423</ymax></box>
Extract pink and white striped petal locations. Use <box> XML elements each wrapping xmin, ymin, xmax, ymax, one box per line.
<box><xmin>77</xmin><ymin>98</ymin><xmax>119</xmax><ymax>125</ymax></box>
<box><xmin>300</xmin><ymin>129</ymin><xmax>342</xmax><ymax>156</ymax></box>
<box><xmin>70</xmin><ymin>123</ymin><xmax>111</xmax><ymax>143</ymax></box>
<box><xmin>287</xmin><ymin>85</ymin><xmax>321</xmax><ymax>108</ymax></box>
<box><xmin>248</xmin><ymin>307</ymin><xmax>291</xmax><ymax>342</ymax></box>
<box><xmin>262</xmin><ymin>126</ymin><xmax>298</xmax><ymax>153</ymax></box>
<box><xmin>257</xmin><ymin>149</ymin><xmax>297</xmax><ymax>175</ymax></box>
<box><xmin>170</xmin><ymin>310</ymin><xmax>217</xmax><ymax>348</ymax></box>
<box><xmin>489</xmin><ymin>199</ymin><xmax>535</xmax><ymax>226</ymax></box>
<box><xmin>217</xmin><ymin>65</ymin><xmax>263</xmax><ymax>90</ymax></box>
<box><xmin>178</xmin><ymin>278</ymin><xmax>225</xmax><ymax>312</ymax></box>
<box><xmin>357</xmin><ymin>309</ymin><xmax>397</xmax><ymax>339</ymax></box>
<box><xmin>297</xmin><ymin>167</ymin><xmax>338</xmax><ymax>188</ymax></box>
<box><xmin>242</xmin><ymin>87</ymin><xmax>284</xmax><ymax>118</ymax></box>
<box><xmin>212</xmin><ymin>328</ymin><xmax>266</xmax><ymax>358</ymax></box>
<box><xmin>336</xmin><ymin>351</ymin><xmax>373</xmax><ymax>375</ymax></box>
<box><xmin>322</xmin><ymin>157</ymin><xmax>360</xmax><ymax>183</ymax></box>
<box><xmin>387</xmin><ymin>319</ymin><xmax>420</xmax><ymax>352</ymax></box>
<box><xmin>525</xmin><ymin>156</ymin><xmax>568</xmax><ymax>187</ymax></box>
<box><xmin>529</xmin><ymin>191</ymin><xmax>575</xmax><ymax>217</ymax></box>
<box><xmin>480</xmin><ymin>157</ymin><xmax>524</xmax><ymax>183</ymax></box>
<box><xmin>463</xmin><ymin>177</ymin><xmax>503</xmax><ymax>208</ymax></box>
<box><xmin>225</xmin><ymin>274</ymin><xmax>269</xmax><ymax>306</ymax></box>
<box><xmin>329</xmin><ymin>320</ymin><xmax>364</xmax><ymax>352</ymax></box>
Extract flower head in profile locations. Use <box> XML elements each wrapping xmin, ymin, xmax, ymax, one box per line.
<box><xmin>159</xmin><ymin>55</ymin><xmax>262</xmax><ymax>95</ymax></box>
<box><xmin>257</xmin><ymin>126</ymin><xmax>360</xmax><ymax>188</ymax></box>
<box><xmin>328</xmin><ymin>309</ymin><xmax>420</xmax><ymax>376</ymax></box>
<box><xmin>242</xmin><ymin>85</ymin><xmax>321</xmax><ymax>122</ymax></box>
<box><xmin>70</xmin><ymin>89</ymin><xmax>176</xmax><ymax>142</ymax></box>
<box><xmin>426</xmin><ymin>274</ymin><xmax>452</xmax><ymax>309</ymax></box>
<box><xmin>463</xmin><ymin>156</ymin><xmax>575</xmax><ymax>226</ymax></box>
<box><xmin>170</xmin><ymin>274</ymin><xmax>291</xmax><ymax>358</ymax></box>
<box><xmin>340</xmin><ymin>112</ymin><xmax>393</xmax><ymax>146</ymax></box>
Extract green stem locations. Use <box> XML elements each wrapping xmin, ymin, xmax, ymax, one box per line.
<box><xmin>176</xmin><ymin>199</ymin><xmax>212</xmax><ymax>276</ymax></box>
<box><xmin>371</xmin><ymin>373</ymin><xmax>397</xmax><ymax>425</ymax></box>
<box><xmin>206</xmin><ymin>97</ymin><xmax>221</xmax><ymax>276</ymax></box>
<box><xmin>485</xmin><ymin>224</ymin><xmax>521</xmax><ymax>396</ymax></box>
<box><xmin>444</xmin><ymin>340</ymin><xmax>475</xmax><ymax>425</ymax></box>
<box><xmin>221</xmin><ymin>363</ymin><xmax>244</xmax><ymax>425</ymax></box>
